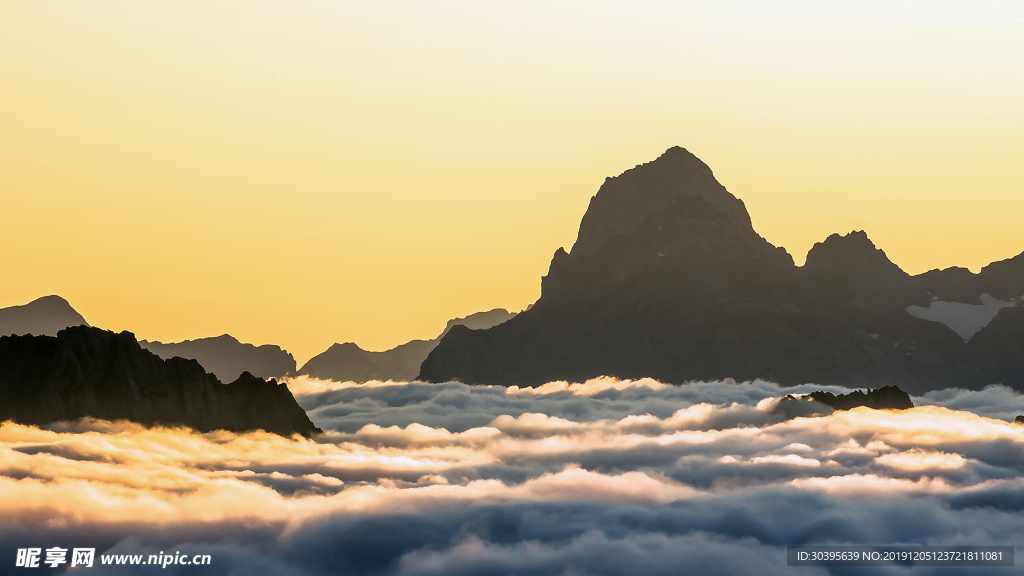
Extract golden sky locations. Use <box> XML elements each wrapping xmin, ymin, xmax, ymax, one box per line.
<box><xmin>2</xmin><ymin>1</ymin><xmax>1022</xmax><ymax>362</ymax></box>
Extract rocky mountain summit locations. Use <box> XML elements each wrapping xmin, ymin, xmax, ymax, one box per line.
<box><xmin>0</xmin><ymin>326</ymin><xmax>319</xmax><ymax>436</ymax></box>
<box><xmin>420</xmin><ymin>147</ymin><xmax>1024</xmax><ymax>393</ymax></box>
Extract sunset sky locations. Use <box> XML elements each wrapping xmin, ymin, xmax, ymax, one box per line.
<box><xmin>2</xmin><ymin>1</ymin><xmax>1022</xmax><ymax>362</ymax></box>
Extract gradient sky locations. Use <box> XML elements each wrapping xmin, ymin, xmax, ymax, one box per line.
<box><xmin>2</xmin><ymin>1</ymin><xmax>1022</xmax><ymax>363</ymax></box>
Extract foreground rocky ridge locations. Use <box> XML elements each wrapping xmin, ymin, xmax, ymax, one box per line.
<box><xmin>0</xmin><ymin>326</ymin><xmax>320</xmax><ymax>436</ymax></box>
<box><xmin>420</xmin><ymin>147</ymin><xmax>1024</xmax><ymax>393</ymax></box>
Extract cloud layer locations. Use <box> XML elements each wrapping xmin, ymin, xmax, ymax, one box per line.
<box><xmin>2</xmin><ymin>377</ymin><xmax>1023</xmax><ymax>575</ymax></box>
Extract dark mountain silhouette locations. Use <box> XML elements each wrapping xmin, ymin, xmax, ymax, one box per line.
<box><xmin>140</xmin><ymin>335</ymin><xmax>296</xmax><ymax>383</ymax></box>
<box><xmin>0</xmin><ymin>326</ymin><xmax>319</xmax><ymax>437</ymax></box>
<box><xmin>808</xmin><ymin>386</ymin><xmax>914</xmax><ymax>411</ymax></box>
<box><xmin>299</xmin><ymin>308</ymin><xmax>515</xmax><ymax>383</ymax></box>
<box><xmin>419</xmin><ymin>147</ymin><xmax>1024</xmax><ymax>393</ymax></box>
<box><xmin>0</xmin><ymin>295</ymin><xmax>88</xmax><ymax>336</ymax></box>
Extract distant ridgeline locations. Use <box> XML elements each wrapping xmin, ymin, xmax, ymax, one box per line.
<box><xmin>0</xmin><ymin>297</ymin><xmax>301</xmax><ymax>385</ymax></box>
<box><xmin>140</xmin><ymin>335</ymin><xmax>297</xmax><ymax>383</ymax></box>
<box><xmin>0</xmin><ymin>326</ymin><xmax>320</xmax><ymax>437</ymax></box>
<box><xmin>297</xmin><ymin>308</ymin><xmax>516</xmax><ymax>383</ymax></box>
<box><xmin>139</xmin><ymin>309</ymin><xmax>517</xmax><ymax>385</ymax></box>
<box><xmin>0</xmin><ymin>295</ymin><xmax>88</xmax><ymax>337</ymax></box>
<box><xmin>1</xmin><ymin>296</ymin><xmax>518</xmax><ymax>388</ymax></box>
<box><xmin>420</xmin><ymin>147</ymin><xmax>1024</xmax><ymax>394</ymax></box>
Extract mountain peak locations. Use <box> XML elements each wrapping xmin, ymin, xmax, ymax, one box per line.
<box><xmin>535</xmin><ymin>148</ymin><xmax>793</xmax><ymax>303</ymax></box>
<box><xmin>570</xmin><ymin>146</ymin><xmax>754</xmax><ymax>258</ymax></box>
<box><xmin>658</xmin><ymin>145</ymin><xmax>710</xmax><ymax>166</ymax></box>
<box><xmin>804</xmin><ymin>231</ymin><xmax>907</xmax><ymax>280</ymax></box>
<box><xmin>0</xmin><ymin>295</ymin><xmax>89</xmax><ymax>337</ymax></box>
<box><xmin>32</xmin><ymin>295</ymin><xmax>72</xmax><ymax>306</ymax></box>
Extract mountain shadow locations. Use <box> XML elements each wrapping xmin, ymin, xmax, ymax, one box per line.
<box><xmin>419</xmin><ymin>147</ymin><xmax>1024</xmax><ymax>394</ymax></box>
<box><xmin>0</xmin><ymin>326</ymin><xmax>320</xmax><ymax>437</ymax></box>
<box><xmin>299</xmin><ymin>308</ymin><xmax>515</xmax><ymax>383</ymax></box>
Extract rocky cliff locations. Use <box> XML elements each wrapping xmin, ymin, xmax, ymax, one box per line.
<box><xmin>0</xmin><ymin>326</ymin><xmax>320</xmax><ymax>436</ymax></box>
<box><xmin>419</xmin><ymin>147</ymin><xmax>1024</xmax><ymax>393</ymax></box>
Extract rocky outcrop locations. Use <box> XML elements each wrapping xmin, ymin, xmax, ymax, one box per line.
<box><xmin>419</xmin><ymin>147</ymin><xmax>1024</xmax><ymax>393</ymax></box>
<box><xmin>140</xmin><ymin>334</ymin><xmax>296</xmax><ymax>382</ymax></box>
<box><xmin>0</xmin><ymin>326</ymin><xmax>320</xmax><ymax>436</ymax></box>
<box><xmin>808</xmin><ymin>386</ymin><xmax>914</xmax><ymax>411</ymax></box>
<box><xmin>0</xmin><ymin>295</ymin><xmax>88</xmax><ymax>337</ymax></box>
<box><xmin>299</xmin><ymin>308</ymin><xmax>515</xmax><ymax>383</ymax></box>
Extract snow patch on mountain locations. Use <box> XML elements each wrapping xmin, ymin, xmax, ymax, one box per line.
<box><xmin>906</xmin><ymin>293</ymin><xmax>1017</xmax><ymax>342</ymax></box>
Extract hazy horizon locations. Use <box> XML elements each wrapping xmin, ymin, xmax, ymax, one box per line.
<box><xmin>3</xmin><ymin>1</ymin><xmax>1023</xmax><ymax>362</ymax></box>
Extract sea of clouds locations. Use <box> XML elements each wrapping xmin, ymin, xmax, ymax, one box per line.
<box><xmin>2</xmin><ymin>377</ymin><xmax>1024</xmax><ymax>575</ymax></box>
